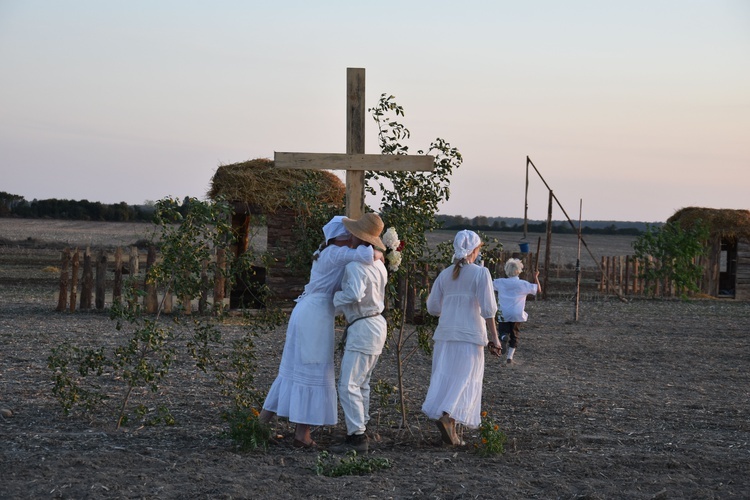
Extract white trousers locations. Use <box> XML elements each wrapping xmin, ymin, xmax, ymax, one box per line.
<box><xmin>338</xmin><ymin>350</ymin><xmax>380</xmax><ymax>435</ymax></box>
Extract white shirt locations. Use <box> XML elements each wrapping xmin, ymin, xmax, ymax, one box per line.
<box><xmin>333</xmin><ymin>259</ymin><xmax>388</xmax><ymax>355</ymax></box>
<box><xmin>297</xmin><ymin>244</ymin><xmax>374</xmax><ymax>300</ymax></box>
<box><xmin>493</xmin><ymin>276</ymin><xmax>538</xmax><ymax>322</ymax></box>
<box><xmin>426</xmin><ymin>263</ymin><xmax>498</xmax><ymax>345</ymax></box>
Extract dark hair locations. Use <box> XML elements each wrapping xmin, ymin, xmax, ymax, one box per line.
<box><xmin>312</xmin><ymin>240</ymin><xmax>331</xmax><ymax>261</ymax></box>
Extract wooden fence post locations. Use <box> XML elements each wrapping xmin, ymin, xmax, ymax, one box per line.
<box><xmin>624</xmin><ymin>256</ymin><xmax>631</xmax><ymax>295</ymax></box>
<box><xmin>80</xmin><ymin>248</ymin><xmax>93</xmax><ymax>310</ymax></box>
<box><xmin>129</xmin><ymin>246</ymin><xmax>139</xmax><ymax>278</ymax></box>
<box><xmin>95</xmin><ymin>249</ymin><xmax>107</xmax><ymax>310</ymax></box>
<box><xmin>69</xmin><ymin>249</ymin><xmax>80</xmax><ymax>312</ymax></box>
<box><xmin>57</xmin><ymin>249</ymin><xmax>70</xmax><ymax>312</ymax></box>
<box><xmin>113</xmin><ymin>247</ymin><xmax>123</xmax><ymax>305</ymax></box>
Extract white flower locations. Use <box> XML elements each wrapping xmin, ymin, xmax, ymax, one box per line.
<box><xmin>382</xmin><ymin>227</ymin><xmax>400</xmax><ymax>251</ymax></box>
<box><xmin>386</xmin><ymin>250</ymin><xmax>402</xmax><ymax>272</ymax></box>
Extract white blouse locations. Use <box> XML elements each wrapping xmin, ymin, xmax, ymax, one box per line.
<box><xmin>427</xmin><ymin>263</ymin><xmax>498</xmax><ymax>346</ymax></box>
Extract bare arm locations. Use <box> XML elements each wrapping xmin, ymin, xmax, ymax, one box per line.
<box><xmin>533</xmin><ymin>270</ymin><xmax>542</xmax><ymax>295</ymax></box>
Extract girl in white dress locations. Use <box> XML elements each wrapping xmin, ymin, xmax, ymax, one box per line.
<box><xmin>422</xmin><ymin>230</ymin><xmax>502</xmax><ymax>445</ymax></box>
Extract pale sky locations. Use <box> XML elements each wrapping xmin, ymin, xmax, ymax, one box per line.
<box><xmin>1</xmin><ymin>1</ymin><xmax>748</xmax><ymax>223</ymax></box>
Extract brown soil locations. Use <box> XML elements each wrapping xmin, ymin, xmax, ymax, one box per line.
<box><xmin>1</xmin><ymin>221</ymin><xmax>749</xmax><ymax>499</ymax></box>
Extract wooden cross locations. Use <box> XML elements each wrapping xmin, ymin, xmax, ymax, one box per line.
<box><xmin>274</xmin><ymin>68</ymin><xmax>434</xmax><ymax>219</ymax></box>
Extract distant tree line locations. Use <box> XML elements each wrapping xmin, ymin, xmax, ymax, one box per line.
<box><xmin>0</xmin><ymin>191</ymin><xmax>158</xmax><ymax>222</ymax></box>
<box><xmin>436</xmin><ymin>215</ymin><xmax>646</xmax><ymax>236</ymax></box>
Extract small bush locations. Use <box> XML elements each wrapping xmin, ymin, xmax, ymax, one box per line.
<box><xmin>224</xmin><ymin>407</ymin><xmax>271</xmax><ymax>451</ymax></box>
<box><xmin>475</xmin><ymin>412</ymin><xmax>507</xmax><ymax>457</ymax></box>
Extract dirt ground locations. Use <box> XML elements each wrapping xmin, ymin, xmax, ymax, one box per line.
<box><xmin>1</xmin><ymin>221</ymin><xmax>749</xmax><ymax>499</ymax></box>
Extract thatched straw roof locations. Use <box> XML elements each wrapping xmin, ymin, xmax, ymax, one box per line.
<box><xmin>667</xmin><ymin>207</ymin><xmax>750</xmax><ymax>241</ymax></box>
<box><xmin>207</xmin><ymin>158</ymin><xmax>345</xmax><ymax>213</ymax></box>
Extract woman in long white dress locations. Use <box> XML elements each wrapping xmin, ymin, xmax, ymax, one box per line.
<box><xmin>422</xmin><ymin>230</ymin><xmax>502</xmax><ymax>445</ymax></box>
<box><xmin>259</xmin><ymin>215</ymin><xmax>382</xmax><ymax>448</ymax></box>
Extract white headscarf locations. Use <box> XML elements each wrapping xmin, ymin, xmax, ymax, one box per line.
<box><xmin>322</xmin><ymin>215</ymin><xmax>350</xmax><ymax>242</ymax></box>
<box><xmin>452</xmin><ymin>230</ymin><xmax>482</xmax><ymax>261</ymax></box>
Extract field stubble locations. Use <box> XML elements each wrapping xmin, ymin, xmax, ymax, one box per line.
<box><xmin>1</xmin><ymin>219</ymin><xmax>749</xmax><ymax>499</ymax></box>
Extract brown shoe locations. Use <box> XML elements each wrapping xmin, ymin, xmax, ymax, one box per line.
<box><xmin>330</xmin><ymin>433</ymin><xmax>369</xmax><ymax>453</ymax></box>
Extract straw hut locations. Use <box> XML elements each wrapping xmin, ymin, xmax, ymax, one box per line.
<box><xmin>208</xmin><ymin>158</ymin><xmax>345</xmax><ymax>306</ymax></box>
<box><xmin>667</xmin><ymin>207</ymin><xmax>750</xmax><ymax>300</ymax></box>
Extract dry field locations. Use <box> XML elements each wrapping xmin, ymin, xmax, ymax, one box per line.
<box><xmin>1</xmin><ymin>219</ymin><xmax>749</xmax><ymax>499</ymax></box>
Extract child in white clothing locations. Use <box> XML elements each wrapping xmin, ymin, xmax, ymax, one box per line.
<box><xmin>492</xmin><ymin>258</ymin><xmax>541</xmax><ymax>364</ymax></box>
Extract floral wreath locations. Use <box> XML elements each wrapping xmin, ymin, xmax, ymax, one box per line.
<box><xmin>382</xmin><ymin>227</ymin><xmax>404</xmax><ymax>272</ymax></box>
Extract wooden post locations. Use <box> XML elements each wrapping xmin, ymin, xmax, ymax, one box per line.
<box><xmin>69</xmin><ymin>249</ymin><xmax>79</xmax><ymax>312</ymax></box>
<box><xmin>57</xmin><ymin>249</ymin><xmax>70</xmax><ymax>312</ymax></box>
<box><xmin>346</xmin><ymin>67</ymin><xmax>366</xmax><ymax>219</ymax></box>
<box><xmin>624</xmin><ymin>255</ymin><xmax>631</xmax><ymax>295</ymax></box>
<box><xmin>129</xmin><ymin>246</ymin><xmax>139</xmax><ymax>279</ymax></box>
<box><xmin>542</xmin><ymin>190</ymin><xmax>553</xmax><ymax>300</ymax></box>
<box><xmin>80</xmin><ymin>248</ymin><xmax>93</xmax><ymax>310</ymax></box>
<box><xmin>95</xmin><ymin>249</ymin><xmax>107</xmax><ymax>310</ymax></box>
<box><xmin>113</xmin><ymin>247</ymin><xmax>123</xmax><ymax>304</ymax></box>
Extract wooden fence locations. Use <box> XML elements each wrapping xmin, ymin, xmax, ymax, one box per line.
<box><xmin>56</xmin><ymin>247</ymin><xmax>691</xmax><ymax>314</ymax></box>
<box><xmin>56</xmin><ymin>247</ymin><xmax>227</xmax><ymax>314</ymax></box>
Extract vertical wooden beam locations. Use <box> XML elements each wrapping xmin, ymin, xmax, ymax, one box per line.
<box><xmin>57</xmin><ymin>249</ymin><xmax>70</xmax><ymax>312</ymax></box>
<box><xmin>69</xmin><ymin>249</ymin><xmax>79</xmax><ymax>312</ymax></box>
<box><xmin>80</xmin><ymin>248</ymin><xmax>93</xmax><ymax>310</ymax></box>
<box><xmin>543</xmin><ymin>190</ymin><xmax>553</xmax><ymax>300</ymax></box>
<box><xmin>95</xmin><ymin>249</ymin><xmax>107</xmax><ymax>310</ymax></box>
<box><xmin>346</xmin><ymin>67</ymin><xmax>366</xmax><ymax>219</ymax></box>
<box><xmin>113</xmin><ymin>247</ymin><xmax>123</xmax><ymax>305</ymax></box>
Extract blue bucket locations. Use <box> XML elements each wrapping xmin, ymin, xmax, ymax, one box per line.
<box><xmin>519</xmin><ymin>242</ymin><xmax>530</xmax><ymax>253</ymax></box>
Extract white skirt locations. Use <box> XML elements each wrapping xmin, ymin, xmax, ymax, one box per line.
<box><xmin>422</xmin><ymin>340</ymin><xmax>485</xmax><ymax>428</ymax></box>
<box><xmin>262</xmin><ymin>294</ymin><xmax>338</xmax><ymax>426</ymax></box>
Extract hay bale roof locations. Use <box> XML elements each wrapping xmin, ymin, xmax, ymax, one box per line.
<box><xmin>207</xmin><ymin>158</ymin><xmax>345</xmax><ymax>213</ymax></box>
<box><xmin>667</xmin><ymin>207</ymin><xmax>750</xmax><ymax>241</ymax></box>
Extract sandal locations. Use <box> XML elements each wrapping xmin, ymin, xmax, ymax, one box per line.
<box><xmin>437</xmin><ymin>414</ymin><xmax>461</xmax><ymax>446</ymax></box>
<box><xmin>292</xmin><ymin>438</ymin><xmax>318</xmax><ymax>449</ymax></box>
<box><xmin>487</xmin><ymin>342</ymin><xmax>502</xmax><ymax>357</ymax></box>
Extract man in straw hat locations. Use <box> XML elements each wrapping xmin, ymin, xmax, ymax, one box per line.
<box><xmin>331</xmin><ymin>213</ymin><xmax>388</xmax><ymax>453</ymax></box>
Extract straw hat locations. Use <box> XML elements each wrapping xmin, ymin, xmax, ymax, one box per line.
<box><xmin>343</xmin><ymin>213</ymin><xmax>385</xmax><ymax>251</ymax></box>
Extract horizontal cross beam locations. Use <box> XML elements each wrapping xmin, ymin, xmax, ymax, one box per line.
<box><xmin>274</xmin><ymin>152</ymin><xmax>434</xmax><ymax>172</ymax></box>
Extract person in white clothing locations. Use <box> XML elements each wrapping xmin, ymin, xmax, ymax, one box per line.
<box><xmin>330</xmin><ymin>213</ymin><xmax>388</xmax><ymax>453</ymax></box>
<box><xmin>422</xmin><ymin>230</ymin><xmax>501</xmax><ymax>446</ymax></box>
<box><xmin>259</xmin><ymin>216</ymin><xmax>383</xmax><ymax>449</ymax></box>
<box><xmin>493</xmin><ymin>258</ymin><xmax>541</xmax><ymax>364</ymax></box>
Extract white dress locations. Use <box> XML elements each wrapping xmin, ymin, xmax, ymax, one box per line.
<box><xmin>262</xmin><ymin>244</ymin><xmax>373</xmax><ymax>426</ymax></box>
<box><xmin>422</xmin><ymin>263</ymin><xmax>497</xmax><ymax>428</ymax></box>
